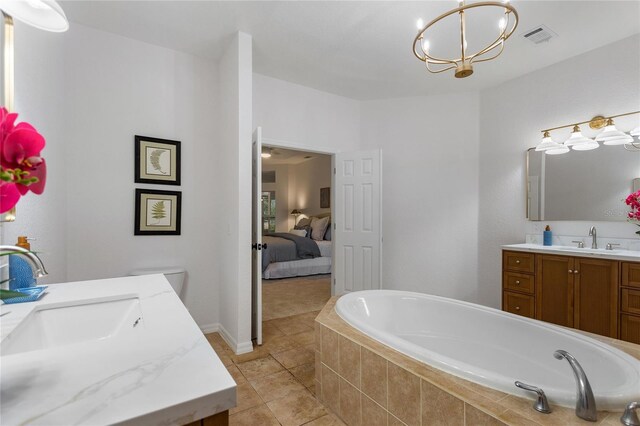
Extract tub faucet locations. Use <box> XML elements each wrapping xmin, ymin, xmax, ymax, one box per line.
<box><xmin>554</xmin><ymin>350</ymin><xmax>597</xmax><ymax>422</ymax></box>
<box><xmin>588</xmin><ymin>226</ymin><xmax>597</xmax><ymax>249</ymax></box>
<box><xmin>621</xmin><ymin>402</ymin><xmax>640</xmax><ymax>426</ymax></box>
<box><xmin>0</xmin><ymin>245</ymin><xmax>48</xmax><ymax>278</ymax></box>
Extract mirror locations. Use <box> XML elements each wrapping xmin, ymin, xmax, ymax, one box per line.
<box><xmin>527</xmin><ymin>147</ymin><xmax>640</xmax><ymax>221</ymax></box>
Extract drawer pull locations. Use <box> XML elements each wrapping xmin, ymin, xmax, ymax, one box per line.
<box><xmin>574</xmin><ymin>270</ymin><xmax>579</xmax><ymax>274</ymax></box>
<box><xmin>568</xmin><ymin>269</ymin><xmax>573</xmax><ymax>273</ymax></box>
<box><xmin>515</xmin><ymin>280</ymin><xmax>521</xmax><ymax>284</ymax></box>
<box><xmin>515</xmin><ymin>306</ymin><xmax>521</xmax><ymax>311</ymax></box>
<box><xmin>515</xmin><ymin>260</ymin><xmax>521</xmax><ymax>264</ymax></box>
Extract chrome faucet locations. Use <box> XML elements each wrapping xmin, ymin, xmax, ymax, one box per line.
<box><xmin>0</xmin><ymin>245</ymin><xmax>48</xmax><ymax>278</ymax></box>
<box><xmin>588</xmin><ymin>226</ymin><xmax>597</xmax><ymax>249</ymax></box>
<box><xmin>554</xmin><ymin>350</ymin><xmax>597</xmax><ymax>422</ymax></box>
<box><xmin>621</xmin><ymin>402</ymin><xmax>640</xmax><ymax>426</ymax></box>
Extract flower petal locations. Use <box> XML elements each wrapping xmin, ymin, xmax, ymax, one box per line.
<box><xmin>0</xmin><ymin>181</ymin><xmax>21</xmax><ymax>213</ymax></box>
<box><xmin>27</xmin><ymin>159</ymin><xmax>46</xmax><ymax>195</ymax></box>
<box><xmin>3</xmin><ymin>128</ymin><xmax>45</xmax><ymax>166</ymax></box>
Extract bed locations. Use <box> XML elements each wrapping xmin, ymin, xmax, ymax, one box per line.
<box><xmin>262</xmin><ymin>214</ymin><xmax>332</xmax><ymax>279</ymax></box>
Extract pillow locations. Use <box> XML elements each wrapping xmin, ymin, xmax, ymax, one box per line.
<box><xmin>289</xmin><ymin>228</ymin><xmax>307</xmax><ymax>237</ymax></box>
<box><xmin>310</xmin><ymin>216</ymin><xmax>330</xmax><ymax>241</ymax></box>
<box><xmin>295</xmin><ymin>217</ymin><xmax>311</xmax><ymax>228</ymax></box>
<box><xmin>324</xmin><ymin>225</ymin><xmax>332</xmax><ymax>241</ymax></box>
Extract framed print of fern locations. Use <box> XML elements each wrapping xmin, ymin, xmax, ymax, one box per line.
<box><xmin>134</xmin><ymin>135</ymin><xmax>181</xmax><ymax>185</ymax></box>
<box><xmin>134</xmin><ymin>189</ymin><xmax>182</xmax><ymax>235</ymax></box>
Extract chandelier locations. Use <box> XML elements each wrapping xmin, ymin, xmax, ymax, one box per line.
<box><xmin>413</xmin><ymin>1</ymin><xmax>519</xmax><ymax>78</ymax></box>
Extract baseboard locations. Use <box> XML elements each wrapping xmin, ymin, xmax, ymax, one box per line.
<box><xmin>216</xmin><ymin>324</ymin><xmax>254</xmax><ymax>355</ymax></box>
<box><xmin>199</xmin><ymin>323</ymin><xmax>220</xmax><ymax>334</ymax></box>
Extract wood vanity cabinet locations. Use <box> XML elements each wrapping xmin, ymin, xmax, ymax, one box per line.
<box><xmin>503</xmin><ymin>250</ymin><xmax>623</xmax><ymax>340</ymax></box>
<box><xmin>621</xmin><ymin>262</ymin><xmax>640</xmax><ymax>344</ymax></box>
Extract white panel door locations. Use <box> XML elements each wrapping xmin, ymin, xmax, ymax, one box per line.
<box><xmin>334</xmin><ymin>150</ymin><xmax>382</xmax><ymax>295</ymax></box>
<box><xmin>251</xmin><ymin>127</ymin><xmax>263</xmax><ymax>345</ymax></box>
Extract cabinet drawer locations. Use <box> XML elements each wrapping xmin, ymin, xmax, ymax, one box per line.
<box><xmin>620</xmin><ymin>314</ymin><xmax>640</xmax><ymax>345</ymax></box>
<box><xmin>622</xmin><ymin>288</ymin><xmax>640</xmax><ymax>315</ymax></box>
<box><xmin>503</xmin><ymin>272</ymin><xmax>535</xmax><ymax>294</ymax></box>
<box><xmin>503</xmin><ymin>291</ymin><xmax>535</xmax><ymax>319</ymax></box>
<box><xmin>622</xmin><ymin>262</ymin><xmax>640</xmax><ymax>289</ymax></box>
<box><xmin>503</xmin><ymin>251</ymin><xmax>535</xmax><ymax>274</ymax></box>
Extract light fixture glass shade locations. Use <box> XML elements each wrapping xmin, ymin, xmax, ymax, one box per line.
<box><xmin>0</xmin><ymin>0</ymin><xmax>68</xmax><ymax>32</ymax></box>
<box><xmin>535</xmin><ymin>132</ymin><xmax>560</xmax><ymax>152</ymax></box>
<box><xmin>290</xmin><ymin>209</ymin><xmax>302</xmax><ymax>215</ymax></box>
<box><xmin>631</xmin><ymin>126</ymin><xmax>640</xmax><ymax>137</ymax></box>
<box><xmin>602</xmin><ymin>134</ymin><xmax>634</xmax><ymax>146</ymax></box>
<box><xmin>595</xmin><ymin>121</ymin><xmax>628</xmax><ymax>141</ymax></box>
<box><xmin>564</xmin><ymin>125</ymin><xmax>597</xmax><ymax>150</ymax></box>
<box><xmin>545</xmin><ymin>145</ymin><xmax>569</xmax><ymax>155</ymax></box>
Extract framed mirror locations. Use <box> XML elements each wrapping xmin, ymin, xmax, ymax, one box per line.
<box><xmin>527</xmin><ymin>147</ymin><xmax>640</xmax><ymax>221</ymax></box>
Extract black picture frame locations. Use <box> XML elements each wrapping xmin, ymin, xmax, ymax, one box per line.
<box><xmin>134</xmin><ymin>189</ymin><xmax>182</xmax><ymax>235</ymax></box>
<box><xmin>134</xmin><ymin>135</ymin><xmax>181</xmax><ymax>185</ymax></box>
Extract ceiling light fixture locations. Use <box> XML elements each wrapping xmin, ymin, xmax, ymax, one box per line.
<box><xmin>537</xmin><ymin>111</ymin><xmax>640</xmax><ymax>155</ymax></box>
<box><xmin>0</xmin><ymin>0</ymin><xmax>68</xmax><ymax>32</ymax></box>
<box><xmin>413</xmin><ymin>0</ymin><xmax>518</xmax><ymax>78</ymax></box>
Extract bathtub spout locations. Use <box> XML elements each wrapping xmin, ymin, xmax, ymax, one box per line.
<box><xmin>554</xmin><ymin>350</ymin><xmax>597</xmax><ymax>422</ymax></box>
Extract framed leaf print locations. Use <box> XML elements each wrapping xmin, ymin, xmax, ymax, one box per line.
<box><xmin>135</xmin><ymin>189</ymin><xmax>182</xmax><ymax>235</ymax></box>
<box><xmin>135</xmin><ymin>135</ymin><xmax>181</xmax><ymax>185</ymax></box>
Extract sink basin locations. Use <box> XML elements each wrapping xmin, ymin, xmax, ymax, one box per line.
<box><xmin>550</xmin><ymin>246</ymin><xmax>625</xmax><ymax>255</ymax></box>
<box><xmin>1</xmin><ymin>295</ymin><xmax>142</xmax><ymax>356</ymax></box>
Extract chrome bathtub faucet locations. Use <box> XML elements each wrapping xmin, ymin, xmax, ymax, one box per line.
<box><xmin>621</xmin><ymin>402</ymin><xmax>640</xmax><ymax>426</ymax></box>
<box><xmin>514</xmin><ymin>381</ymin><xmax>551</xmax><ymax>414</ymax></box>
<box><xmin>554</xmin><ymin>350</ymin><xmax>597</xmax><ymax>422</ymax></box>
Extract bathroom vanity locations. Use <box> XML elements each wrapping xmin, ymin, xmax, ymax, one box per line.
<box><xmin>0</xmin><ymin>275</ymin><xmax>235</xmax><ymax>425</ymax></box>
<box><xmin>502</xmin><ymin>244</ymin><xmax>640</xmax><ymax>344</ymax></box>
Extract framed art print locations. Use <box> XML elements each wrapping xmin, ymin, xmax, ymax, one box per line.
<box><xmin>135</xmin><ymin>189</ymin><xmax>182</xmax><ymax>235</ymax></box>
<box><xmin>135</xmin><ymin>135</ymin><xmax>181</xmax><ymax>185</ymax></box>
<box><xmin>320</xmin><ymin>187</ymin><xmax>330</xmax><ymax>208</ymax></box>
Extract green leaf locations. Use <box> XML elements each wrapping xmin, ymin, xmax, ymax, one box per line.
<box><xmin>0</xmin><ymin>288</ymin><xmax>26</xmax><ymax>300</ymax></box>
<box><xmin>149</xmin><ymin>149</ymin><xmax>168</xmax><ymax>175</ymax></box>
<box><xmin>151</xmin><ymin>201</ymin><xmax>166</xmax><ymax>219</ymax></box>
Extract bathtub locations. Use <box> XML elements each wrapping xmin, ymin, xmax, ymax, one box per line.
<box><xmin>335</xmin><ymin>290</ymin><xmax>640</xmax><ymax>410</ymax></box>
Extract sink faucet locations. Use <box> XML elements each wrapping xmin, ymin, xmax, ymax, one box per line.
<box><xmin>0</xmin><ymin>245</ymin><xmax>48</xmax><ymax>278</ymax></box>
<box><xmin>588</xmin><ymin>226</ymin><xmax>597</xmax><ymax>249</ymax></box>
<box><xmin>554</xmin><ymin>350</ymin><xmax>597</xmax><ymax>422</ymax></box>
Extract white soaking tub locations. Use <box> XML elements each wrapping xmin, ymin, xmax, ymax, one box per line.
<box><xmin>335</xmin><ymin>290</ymin><xmax>640</xmax><ymax>410</ymax></box>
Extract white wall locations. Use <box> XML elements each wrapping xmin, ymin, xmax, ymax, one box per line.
<box><xmin>478</xmin><ymin>34</ymin><xmax>640</xmax><ymax>308</ymax></box>
<box><xmin>7</xmin><ymin>23</ymin><xmax>222</xmax><ymax>329</ymax></box>
<box><xmin>289</xmin><ymin>156</ymin><xmax>332</xmax><ymax>220</ymax></box>
<box><xmin>360</xmin><ymin>93</ymin><xmax>481</xmax><ymax>302</ymax></box>
<box><xmin>217</xmin><ymin>32</ymin><xmax>254</xmax><ymax>353</ymax></box>
<box><xmin>253</xmin><ymin>73</ymin><xmax>361</xmax><ymax>153</ymax></box>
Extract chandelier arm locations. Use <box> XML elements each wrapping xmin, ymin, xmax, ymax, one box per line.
<box><xmin>414</xmin><ymin>38</ymin><xmax>460</xmax><ymax>65</ymax></box>
<box><xmin>425</xmin><ymin>62</ymin><xmax>458</xmax><ymax>74</ymax></box>
<box><xmin>470</xmin><ymin>41</ymin><xmax>504</xmax><ymax>64</ymax></box>
<box><xmin>467</xmin><ymin>11</ymin><xmax>512</xmax><ymax>62</ymax></box>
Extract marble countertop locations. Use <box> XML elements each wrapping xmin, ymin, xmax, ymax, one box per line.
<box><xmin>0</xmin><ymin>275</ymin><xmax>236</xmax><ymax>425</ymax></box>
<box><xmin>502</xmin><ymin>243</ymin><xmax>640</xmax><ymax>261</ymax></box>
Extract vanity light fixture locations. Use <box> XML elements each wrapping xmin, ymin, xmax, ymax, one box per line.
<box><xmin>413</xmin><ymin>0</ymin><xmax>518</xmax><ymax>78</ymax></box>
<box><xmin>537</xmin><ymin>111</ymin><xmax>640</xmax><ymax>155</ymax></box>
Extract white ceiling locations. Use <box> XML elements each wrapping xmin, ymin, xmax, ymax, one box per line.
<box><xmin>59</xmin><ymin>1</ymin><xmax>640</xmax><ymax>100</ymax></box>
<box><xmin>262</xmin><ymin>146</ymin><xmax>327</xmax><ymax>165</ymax></box>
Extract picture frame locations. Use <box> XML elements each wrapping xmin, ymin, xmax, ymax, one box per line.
<box><xmin>135</xmin><ymin>135</ymin><xmax>181</xmax><ymax>185</ymax></box>
<box><xmin>134</xmin><ymin>189</ymin><xmax>182</xmax><ymax>235</ymax></box>
<box><xmin>320</xmin><ymin>187</ymin><xmax>331</xmax><ymax>208</ymax></box>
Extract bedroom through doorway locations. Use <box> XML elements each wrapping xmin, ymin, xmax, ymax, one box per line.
<box><xmin>259</xmin><ymin>145</ymin><xmax>333</xmax><ymax>322</ymax></box>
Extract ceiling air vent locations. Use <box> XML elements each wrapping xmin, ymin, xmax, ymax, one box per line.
<box><xmin>523</xmin><ymin>25</ymin><xmax>557</xmax><ymax>44</ymax></box>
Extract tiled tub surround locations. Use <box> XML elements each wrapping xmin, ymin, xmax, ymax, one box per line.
<box><xmin>315</xmin><ymin>297</ymin><xmax>640</xmax><ymax>426</ymax></box>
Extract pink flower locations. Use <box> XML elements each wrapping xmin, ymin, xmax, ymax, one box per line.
<box><xmin>0</xmin><ymin>107</ymin><xmax>47</xmax><ymax>202</ymax></box>
<box><xmin>0</xmin><ymin>181</ymin><xmax>20</xmax><ymax>213</ymax></box>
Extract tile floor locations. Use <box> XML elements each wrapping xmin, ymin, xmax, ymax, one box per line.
<box><xmin>205</xmin><ymin>311</ymin><xmax>344</xmax><ymax>426</ymax></box>
<box><xmin>262</xmin><ymin>275</ymin><xmax>331</xmax><ymax>321</ymax></box>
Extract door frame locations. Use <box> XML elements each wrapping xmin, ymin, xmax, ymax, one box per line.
<box><xmin>260</xmin><ymin>136</ymin><xmax>338</xmax><ymax>295</ymax></box>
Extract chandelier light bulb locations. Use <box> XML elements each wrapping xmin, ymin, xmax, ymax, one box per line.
<box><xmin>498</xmin><ymin>17</ymin><xmax>506</xmax><ymax>30</ymax></box>
<box><xmin>416</xmin><ymin>18</ymin><xmax>424</xmax><ymax>29</ymax></box>
<box><xmin>421</xmin><ymin>38</ymin><xmax>430</xmax><ymax>53</ymax></box>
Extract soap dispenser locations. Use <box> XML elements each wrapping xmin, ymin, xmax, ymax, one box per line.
<box><xmin>8</xmin><ymin>236</ymin><xmax>36</xmax><ymax>290</ymax></box>
<box><xmin>543</xmin><ymin>225</ymin><xmax>553</xmax><ymax>246</ymax></box>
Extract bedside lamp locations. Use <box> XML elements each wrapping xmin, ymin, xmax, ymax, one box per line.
<box><xmin>290</xmin><ymin>209</ymin><xmax>302</xmax><ymax>225</ymax></box>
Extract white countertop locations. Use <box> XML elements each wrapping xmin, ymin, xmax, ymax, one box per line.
<box><xmin>0</xmin><ymin>275</ymin><xmax>236</xmax><ymax>426</ymax></box>
<box><xmin>503</xmin><ymin>243</ymin><xmax>640</xmax><ymax>261</ymax></box>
